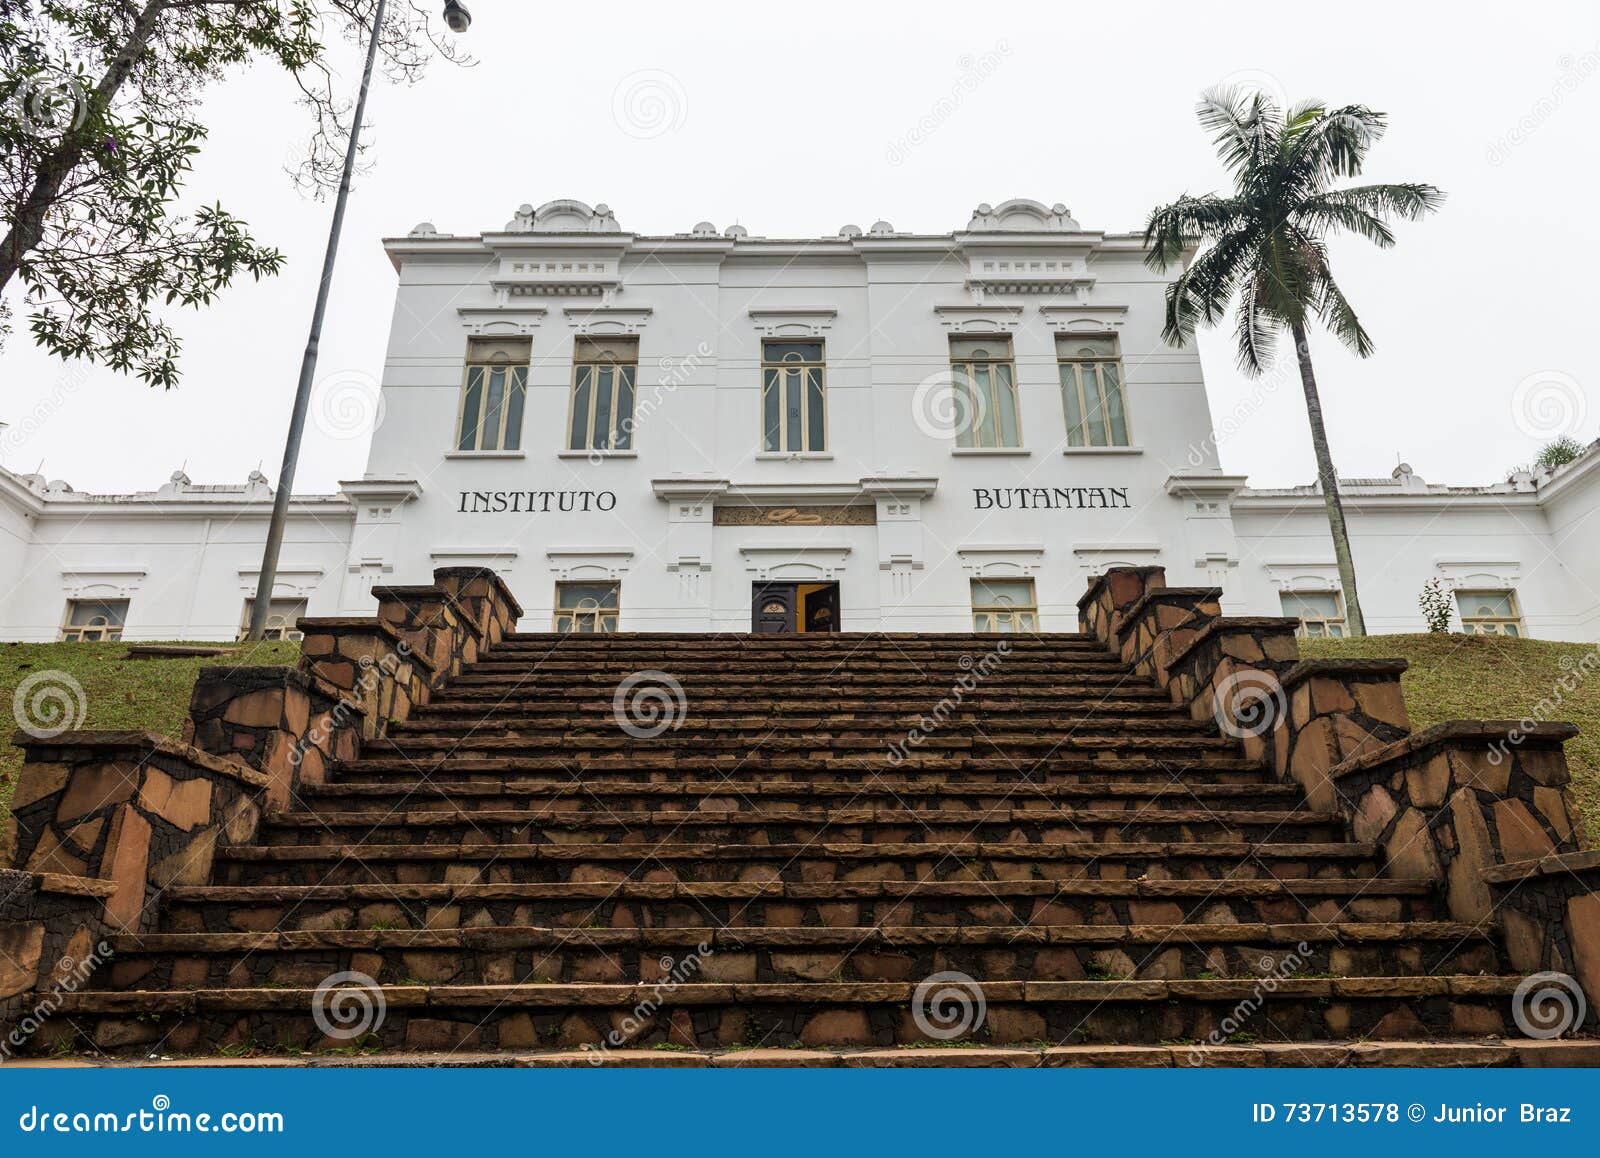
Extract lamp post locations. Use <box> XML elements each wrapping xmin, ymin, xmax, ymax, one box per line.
<box><xmin>247</xmin><ymin>1</ymin><xmax>471</xmax><ymax>639</ymax></box>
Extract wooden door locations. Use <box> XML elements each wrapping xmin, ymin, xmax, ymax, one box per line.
<box><xmin>753</xmin><ymin>584</ymin><xmax>797</xmax><ymax>633</ymax></box>
<box><xmin>803</xmin><ymin>583</ymin><xmax>840</xmax><ymax>633</ymax></box>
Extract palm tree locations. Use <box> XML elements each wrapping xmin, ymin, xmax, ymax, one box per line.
<box><xmin>1145</xmin><ymin>88</ymin><xmax>1443</xmax><ymax>636</ymax></box>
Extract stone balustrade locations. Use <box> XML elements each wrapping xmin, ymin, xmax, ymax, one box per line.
<box><xmin>0</xmin><ymin>870</ymin><xmax>116</xmax><ymax>1048</ymax></box>
<box><xmin>1272</xmin><ymin>658</ymin><xmax>1411</xmax><ymax>811</ymax></box>
<box><xmin>1483</xmin><ymin>851</ymin><xmax>1600</xmax><ymax>1032</ymax></box>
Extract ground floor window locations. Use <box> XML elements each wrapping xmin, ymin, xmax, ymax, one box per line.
<box><xmin>1457</xmin><ymin>589</ymin><xmax>1524</xmax><ymax>636</ymax></box>
<box><xmin>1280</xmin><ymin>590</ymin><xmax>1347</xmax><ymax>638</ymax></box>
<box><xmin>554</xmin><ymin>582</ymin><xmax>619</xmax><ymax>633</ymax></box>
<box><xmin>240</xmin><ymin>598</ymin><xmax>309</xmax><ymax>641</ymax></box>
<box><xmin>60</xmin><ymin>598</ymin><xmax>129</xmax><ymax>641</ymax></box>
<box><xmin>971</xmin><ymin>578</ymin><xmax>1037</xmax><ymax>633</ymax></box>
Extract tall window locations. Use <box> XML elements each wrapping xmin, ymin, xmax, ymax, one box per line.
<box><xmin>61</xmin><ymin>599</ymin><xmax>128</xmax><ymax>641</ymax></box>
<box><xmin>761</xmin><ymin>340</ymin><xmax>826</xmax><ymax>453</ymax></box>
<box><xmin>1281</xmin><ymin>591</ymin><xmax>1346</xmax><ymax>638</ymax></box>
<box><xmin>1058</xmin><ymin>334</ymin><xmax>1131</xmax><ymax>447</ymax></box>
<box><xmin>456</xmin><ymin>336</ymin><xmax>530</xmax><ymax>452</ymax></box>
<box><xmin>568</xmin><ymin>336</ymin><xmax>638</xmax><ymax>452</ymax></box>
<box><xmin>240</xmin><ymin>598</ymin><xmax>308</xmax><ymax>641</ymax></box>
<box><xmin>971</xmin><ymin>579</ymin><xmax>1037</xmax><ymax>633</ymax></box>
<box><xmin>1457</xmin><ymin>589</ymin><xmax>1524</xmax><ymax>636</ymax></box>
<box><xmin>949</xmin><ymin>337</ymin><xmax>1020</xmax><ymax>448</ymax></box>
<box><xmin>554</xmin><ymin>582</ymin><xmax>620</xmax><ymax>633</ymax></box>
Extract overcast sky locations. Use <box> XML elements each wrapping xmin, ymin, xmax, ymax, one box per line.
<box><xmin>3</xmin><ymin>0</ymin><xmax>1597</xmax><ymax>494</ymax></box>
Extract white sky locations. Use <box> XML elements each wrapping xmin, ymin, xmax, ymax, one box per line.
<box><xmin>2</xmin><ymin>0</ymin><xmax>1597</xmax><ymax>494</ymax></box>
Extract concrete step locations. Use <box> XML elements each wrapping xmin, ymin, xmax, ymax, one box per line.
<box><xmin>41</xmin><ymin>975</ymin><xmax>1531</xmax><ymax>1056</ymax></box>
<box><xmin>255</xmin><ymin>808</ymin><xmax>1348</xmax><ymax>847</ymax></box>
<box><xmin>212</xmin><ymin>840</ymin><xmax>1384</xmax><ymax>886</ymax></box>
<box><xmin>105</xmin><ymin>922</ymin><xmax>1498</xmax><ymax>990</ymax></box>
<box><xmin>165</xmin><ymin>876</ymin><xmax>1444</xmax><ymax>933</ymax></box>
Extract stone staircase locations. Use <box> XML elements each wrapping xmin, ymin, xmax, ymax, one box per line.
<box><xmin>5</xmin><ymin>567</ymin><xmax>1597</xmax><ymax>1066</ymax></box>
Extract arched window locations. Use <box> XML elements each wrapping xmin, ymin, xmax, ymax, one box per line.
<box><xmin>568</xmin><ymin>336</ymin><xmax>639</xmax><ymax>452</ymax></box>
<box><xmin>1058</xmin><ymin>333</ymin><xmax>1131</xmax><ymax>447</ymax></box>
<box><xmin>456</xmin><ymin>336</ymin><xmax>531</xmax><ymax>452</ymax></box>
<box><xmin>761</xmin><ymin>341</ymin><xmax>826</xmax><ymax>453</ymax></box>
<box><xmin>949</xmin><ymin>337</ymin><xmax>1020</xmax><ymax>448</ymax></box>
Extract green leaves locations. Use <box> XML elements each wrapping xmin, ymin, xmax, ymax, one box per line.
<box><xmin>1143</xmin><ymin>88</ymin><xmax>1444</xmax><ymax>374</ymax></box>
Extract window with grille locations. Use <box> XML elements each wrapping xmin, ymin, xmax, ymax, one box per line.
<box><xmin>1280</xmin><ymin>591</ymin><xmax>1346</xmax><ymax>638</ymax></box>
<box><xmin>568</xmin><ymin>336</ymin><xmax>638</xmax><ymax>452</ymax></box>
<box><xmin>554</xmin><ymin>582</ymin><xmax>619</xmax><ymax>633</ymax></box>
<box><xmin>60</xmin><ymin>599</ymin><xmax>129</xmax><ymax>641</ymax></box>
<box><xmin>761</xmin><ymin>340</ymin><xmax>826</xmax><ymax>453</ymax></box>
<box><xmin>455</xmin><ymin>336</ymin><xmax>530</xmax><ymax>452</ymax></box>
<box><xmin>971</xmin><ymin>579</ymin><xmax>1037</xmax><ymax>633</ymax></box>
<box><xmin>1058</xmin><ymin>334</ymin><xmax>1131</xmax><ymax>447</ymax></box>
<box><xmin>949</xmin><ymin>337</ymin><xmax>1021</xmax><ymax>448</ymax></box>
<box><xmin>1457</xmin><ymin>589</ymin><xmax>1524</xmax><ymax>637</ymax></box>
<box><xmin>240</xmin><ymin>598</ymin><xmax>308</xmax><ymax>641</ymax></box>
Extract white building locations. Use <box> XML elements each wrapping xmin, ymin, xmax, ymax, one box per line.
<box><xmin>2</xmin><ymin>198</ymin><xmax>1596</xmax><ymax>642</ymax></box>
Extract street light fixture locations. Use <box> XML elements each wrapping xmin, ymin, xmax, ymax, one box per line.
<box><xmin>247</xmin><ymin>1</ymin><xmax>472</xmax><ymax>640</ymax></box>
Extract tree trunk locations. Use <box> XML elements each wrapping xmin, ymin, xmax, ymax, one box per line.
<box><xmin>0</xmin><ymin>1</ymin><xmax>167</xmax><ymax>295</ymax></box>
<box><xmin>1291</xmin><ymin>320</ymin><xmax>1367</xmax><ymax>635</ymax></box>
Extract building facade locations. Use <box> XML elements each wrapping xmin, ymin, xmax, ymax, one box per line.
<box><xmin>2</xmin><ymin>198</ymin><xmax>1596</xmax><ymax>642</ymax></box>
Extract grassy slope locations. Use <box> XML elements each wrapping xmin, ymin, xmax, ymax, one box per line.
<box><xmin>1303</xmin><ymin>632</ymin><xmax>1598</xmax><ymax>841</ymax></box>
<box><xmin>1</xmin><ymin>640</ymin><xmax>300</xmax><ymax>814</ymax></box>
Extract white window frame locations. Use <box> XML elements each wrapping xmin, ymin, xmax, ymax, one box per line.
<box><xmin>567</xmin><ymin>336</ymin><xmax>639</xmax><ymax>452</ymax></box>
<box><xmin>1058</xmin><ymin>334</ymin><xmax>1132</xmax><ymax>447</ymax></box>
<box><xmin>455</xmin><ymin>337</ymin><xmax>530</xmax><ymax>453</ymax></box>
<box><xmin>971</xmin><ymin>578</ymin><xmax>1038</xmax><ymax>633</ymax></box>
<box><xmin>239</xmin><ymin>598</ymin><xmax>308</xmax><ymax>642</ymax></box>
<box><xmin>1456</xmin><ymin>589</ymin><xmax>1526</xmax><ymax>637</ymax></box>
<box><xmin>554</xmin><ymin>581</ymin><xmax>620</xmax><ymax>634</ymax></box>
<box><xmin>1280</xmin><ymin>590</ymin><xmax>1347</xmax><ymax>639</ymax></box>
<box><xmin>761</xmin><ymin>340</ymin><xmax>827</xmax><ymax>453</ymax></box>
<box><xmin>60</xmin><ymin>598</ymin><xmax>129</xmax><ymax>642</ymax></box>
<box><xmin>949</xmin><ymin>337</ymin><xmax>1021</xmax><ymax>449</ymax></box>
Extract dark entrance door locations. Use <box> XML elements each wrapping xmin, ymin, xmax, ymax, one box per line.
<box><xmin>753</xmin><ymin>583</ymin><xmax>797</xmax><ymax>633</ymax></box>
<box><xmin>751</xmin><ymin>582</ymin><xmax>840</xmax><ymax>633</ymax></box>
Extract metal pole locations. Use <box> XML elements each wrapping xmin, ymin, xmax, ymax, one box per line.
<box><xmin>248</xmin><ymin>0</ymin><xmax>389</xmax><ymax>639</ymax></box>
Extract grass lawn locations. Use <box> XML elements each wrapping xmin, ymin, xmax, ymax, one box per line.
<box><xmin>1303</xmin><ymin>632</ymin><xmax>1598</xmax><ymax>841</ymax></box>
<box><xmin>1</xmin><ymin>640</ymin><xmax>300</xmax><ymax>818</ymax></box>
